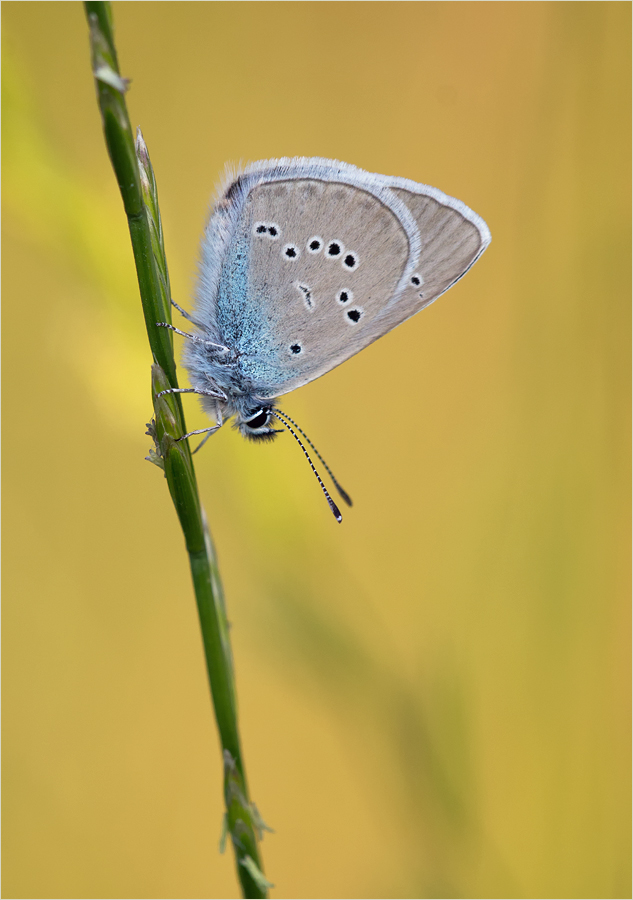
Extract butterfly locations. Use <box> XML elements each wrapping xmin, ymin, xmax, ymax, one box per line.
<box><xmin>157</xmin><ymin>157</ymin><xmax>491</xmax><ymax>521</ymax></box>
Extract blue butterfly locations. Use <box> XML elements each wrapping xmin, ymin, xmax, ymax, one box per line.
<box><xmin>158</xmin><ymin>157</ymin><xmax>490</xmax><ymax>520</ymax></box>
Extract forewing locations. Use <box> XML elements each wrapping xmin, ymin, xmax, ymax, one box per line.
<box><xmin>199</xmin><ymin>158</ymin><xmax>490</xmax><ymax>401</ymax></box>
<box><xmin>238</xmin><ymin>177</ymin><xmax>412</xmax><ymax>399</ymax></box>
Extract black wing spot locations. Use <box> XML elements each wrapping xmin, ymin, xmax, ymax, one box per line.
<box><xmin>254</xmin><ymin>222</ymin><xmax>280</xmax><ymax>239</ymax></box>
<box><xmin>343</xmin><ymin>252</ymin><xmax>358</xmax><ymax>270</ymax></box>
<box><xmin>346</xmin><ymin>308</ymin><xmax>363</xmax><ymax>323</ymax></box>
<box><xmin>326</xmin><ymin>241</ymin><xmax>343</xmax><ymax>258</ymax></box>
<box><xmin>411</xmin><ymin>273</ymin><xmax>423</xmax><ymax>286</ymax></box>
<box><xmin>296</xmin><ymin>283</ymin><xmax>313</xmax><ymax>309</ymax></box>
<box><xmin>289</xmin><ymin>343</ymin><xmax>303</xmax><ymax>355</ymax></box>
<box><xmin>337</xmin><ymin>289</ymin><xmax>352</xmax><ymax>305</ymax></box>
<box><xmin>284</xmin><ymin>244</ymin><xmax>299</xmax><ymax>259</ymax></box>
<box><xmin>307</xmin><ymin>236</ymin><xmax>323</xmax><ymax>253</ymax></box>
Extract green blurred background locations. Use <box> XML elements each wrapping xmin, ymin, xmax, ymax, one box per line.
<box><xmin>2</xmin><ymin>2</ymin><xmax>630</xmax><ymax>898</ymax></box>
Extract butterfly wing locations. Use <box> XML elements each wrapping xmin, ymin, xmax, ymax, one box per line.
<box><xmin>196</xmin><ymin>158</ymin><xmax>490</xmax><ymax>401</ymax></box>
<box><xmin>378</xmin><ymin>177</ymin><xmax>490</xmax><ymax>330</ymax></box>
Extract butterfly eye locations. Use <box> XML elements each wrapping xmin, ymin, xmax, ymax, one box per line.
<box><xmin>245</xmin><ymin>409</ymin><xmax>270</xmax><ymax>430</ymax></box>
<box><xmin>326</xmin><ymin>240</ymin><xmax>344</xmax><ymax>258</ymax></box>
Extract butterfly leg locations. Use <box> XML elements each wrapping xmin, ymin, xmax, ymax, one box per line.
<box><xmin>191</xmin><ymin>427</ymin><xmax>220</xmax><ymax>454</ymax></box>
<box><xmin>156</xmin><ymin>386</ymin><xmax>228</xmax><ymax>401</ymax></box>
<box><xmin>170</xmin><ymin>299</ymin><xmax>204</xmax><ymax>328</ymax></box>
<box><xmin>156</xmin><ymin>322</ymin><xmax>231</xmax><ymax>355</ymax></box>
<box><xmin>156</xmin><ymin>392</ymin><xmax>225</xmax><ymax>452</ymax></box>
<box><xmin>175</xmin><ymin>424</ymin><xmax>222</xmax><ymax>448</ymax></box>
<box><xmin>191</xmin><ymin>404</ymin><xmax>223</xmax><ymax>452</ymax></box>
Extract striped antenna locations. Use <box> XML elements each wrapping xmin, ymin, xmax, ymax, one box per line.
<box><xmin>272</xmin><ymin>408</ymin><xmax>352</xmax><ymax>507</ymax></box>
<box><xmin>268</xmin><ymin>410</ymin><xmax>342</xmax><ymax>523</ymax></box>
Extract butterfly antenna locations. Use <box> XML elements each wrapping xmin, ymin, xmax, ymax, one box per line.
<box><xmin>268</xmin><ymin>410</ymin><xmax>342</xmax><ymax>523</ymax></box>
<box><xmin>272</xmin><ymin>408</ymin><xmax>353</xmax><ymax>507</ymax></box>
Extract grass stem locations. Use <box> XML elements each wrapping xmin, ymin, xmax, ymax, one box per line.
<box><xmin>84</xmin><ymin>4</ymin><xmax>268</xmax><ymax>895</ymax></box>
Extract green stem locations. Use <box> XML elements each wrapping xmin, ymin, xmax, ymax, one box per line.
<box><xmin>84</xmin><ymin>4</ymin><xmax>268</xmax><ymax>896</ymax></box>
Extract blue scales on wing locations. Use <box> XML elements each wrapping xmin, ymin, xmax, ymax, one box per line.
<box><xmin>214</xmin><ymin>169</ymin><xmax>414</xmax><ymax>399</ymax></box>
<box><xmin>195</xmin><ymin>157</ymin><xmax>490</xmax><ymax>403</ymax></box>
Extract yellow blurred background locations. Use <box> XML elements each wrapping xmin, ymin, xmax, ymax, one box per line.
<box><xmin>2</xmin><ymin>2</ymin><xmax>630</xmax><ymax>898</ymax></box>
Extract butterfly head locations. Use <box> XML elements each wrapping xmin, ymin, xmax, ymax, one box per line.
<box><xmin>237</xmin><ymin>406</ymin><xmax>283</xmax><ymax>442</ymax></box>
